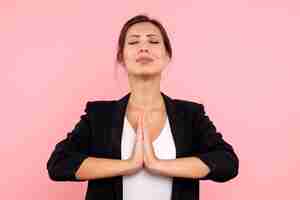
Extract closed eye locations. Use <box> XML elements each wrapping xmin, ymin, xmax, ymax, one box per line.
<box><xmin>128</xmin><ymin>41</ymin><xmax>160</xmax><ymax>45</ymax></box>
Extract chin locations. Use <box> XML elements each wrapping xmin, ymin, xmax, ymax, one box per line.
<box><xmin>127</xmin><ymin>63</ymin><xmax>163</xmax><ymax>75</ymax></box>
<box><xmin>140</xmin><ymin>66</ymin><xmax>163</xmax><ymax>74</ymax></box>
<box><xmin>130</xmin><ymin>69</ymin><xmax>162</xmax><ymax>77</ymax></box>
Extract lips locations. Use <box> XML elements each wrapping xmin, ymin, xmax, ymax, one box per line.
<box><xmin>136</xmin><ymin>56</ymin><xmax>154</xmax><ymax>63</ymax></box>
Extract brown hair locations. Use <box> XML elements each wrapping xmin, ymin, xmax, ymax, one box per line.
<box><xmin>116</xmin><ymin>14</ymin><xmax>172</xmax><ymax>67</ymax></box>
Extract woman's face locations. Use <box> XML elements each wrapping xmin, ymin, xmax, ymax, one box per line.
<box><xmin>122</xmin><ymin>22</ymin><xmax>170</xmax><ymax>77</ymax></box>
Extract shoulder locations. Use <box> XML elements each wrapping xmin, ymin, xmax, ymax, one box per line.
<box><xmin>83</xmin><ymin>100</ymin><xmax>116</xmax><ymax>114</ymax></box>
<box><xmin>172</xmin><ymin>98</ymin><xmax>205</xmax><ymax>115</ymax></box>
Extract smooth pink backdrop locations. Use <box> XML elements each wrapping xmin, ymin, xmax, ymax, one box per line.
<box><xmin>1</xmin><ymin>0</ymin><xmax>299</xmax><ymax>199</ymax></box>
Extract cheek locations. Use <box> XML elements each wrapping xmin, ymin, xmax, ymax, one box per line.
<box><xmin>123</xmin><ymin>49</ymin><xmax>133</xmax><ymax>61</ymax></box>
<box><xmin>152</xmin><ymin>46</ymin><xmax>168</xmax><ymax>58</ymax></box>
<box><xmin>123</xmin><ymin>48</ymin><xmax>136</xmax><ymax>61</ymax></box>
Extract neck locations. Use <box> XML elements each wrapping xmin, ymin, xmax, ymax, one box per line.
<box><xmin>127</xmin><ymin>74</ymin><xmax>164</xmax><ymax>111</ymax></box>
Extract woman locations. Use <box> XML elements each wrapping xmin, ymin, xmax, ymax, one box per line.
<box><xmin>47</xmin><ymin>14</ymin><xmax>239</xmax><ymax>200</ymax></box>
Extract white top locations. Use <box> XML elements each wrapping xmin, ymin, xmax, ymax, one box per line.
<box><xmin>121</xmin><ymin>115</ymin><xmax>176</xmax><ymax>200</ymax></box>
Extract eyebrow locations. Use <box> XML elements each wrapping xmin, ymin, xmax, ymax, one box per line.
<box><xmin>128</xmin><ymin>34</ymin><xmax>159</xmax><ymax>38</ymax></box>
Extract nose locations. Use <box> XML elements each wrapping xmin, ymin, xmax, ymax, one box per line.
<box><xmin>138</xmin><ymin>41</ymin><xmax>150</xmax><ymax>54</ymax></box>
<box><xmin>138</xmin><ymin>48</ymin><xmax>149</xmax><ymax>54</ymax></box>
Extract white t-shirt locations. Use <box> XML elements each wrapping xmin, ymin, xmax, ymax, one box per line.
<box><xmin>121</xmin><ymin>115</ymin><xmax>176</xmax><ymax>200</ymax></box>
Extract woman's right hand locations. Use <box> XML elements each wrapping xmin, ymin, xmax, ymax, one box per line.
<box><xmin>125</xmin><ymin>112</ymin><xmax>144</xmax><ymax>175</ymax></box>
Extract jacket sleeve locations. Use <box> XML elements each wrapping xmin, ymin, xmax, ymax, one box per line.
<box><xmin>46</xmin><ymin>102</ymin><xmax>92</xmax><ymax>182</ymax></box>
<box><xmin>192</xmin><ymin>104</ymin><xmax>239</xmax><ymax>182</ymax></box>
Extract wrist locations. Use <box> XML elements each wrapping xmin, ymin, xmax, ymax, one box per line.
<box><xmin>123</xmin><ymin>159</ymin><xmax>142</xmax><ymax>175</ymax></box>
<box><xmin>147</xmin><ymin>159</ymin><xmax>162</xmax><ymax>175</ymax></box>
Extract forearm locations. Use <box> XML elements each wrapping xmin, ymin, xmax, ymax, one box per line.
<box><xmin>151</xmin><ymin>156</ymin><xmax>211</xmax><ymax>179</ymax></box>
<box><xmin>75</xmin><ymin>157</ymin><xmax>132</xmax><ymax>181</ymax></box>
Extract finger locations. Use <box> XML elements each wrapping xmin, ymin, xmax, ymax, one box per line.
<box><xmin>137</xmin><ymin>113</ymin><xmax>144</xmax><ymax>141</ymax></box>
<box><xmin>142</xmin><ymin>112</ymin><xmax>149</xmax><ymax>141</ymax></box>
<box><xmin>142</xmin><ymin>112</ymin><xmax>155</xmax><ymax>153</ymax></box>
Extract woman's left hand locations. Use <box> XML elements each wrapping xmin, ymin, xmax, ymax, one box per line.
<box><xmin>141</xmin><ymin>111</ymin><xmax>160</xmax><ymax>173</ymax></box>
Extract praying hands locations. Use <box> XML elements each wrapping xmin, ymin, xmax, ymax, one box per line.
<box><xmin>127</xmin><ymin>110</ymin><xmax>160</xmax><ymax>175</ymax></box>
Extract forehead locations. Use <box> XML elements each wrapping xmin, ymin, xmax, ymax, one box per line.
<box><xmin>126</xmin><ymin>22</ymin><xmax>162</xmax><ymax>38</ymax></box>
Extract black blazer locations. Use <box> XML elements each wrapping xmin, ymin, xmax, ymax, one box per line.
<box><xmin>47</xmin><ymin>91</ymin><xmax>239</xmax><ymax>200</ymax></box>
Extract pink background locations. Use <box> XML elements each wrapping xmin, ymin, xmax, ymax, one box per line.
<box><xmin>1</xmin><ymin>0</ymin><xmax>299</xmax><ymax>199</ymax></box>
